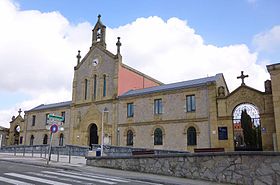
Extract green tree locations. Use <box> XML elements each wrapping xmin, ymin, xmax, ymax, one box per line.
<box><xmin>241</xmin><ymin>109</ymin><xmax>255</xmax><ymax>147</ymax></box>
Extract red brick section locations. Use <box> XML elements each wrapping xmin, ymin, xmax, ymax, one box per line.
<box><xmin>118</xmin><ymin>65</ymin><xmax>161</xmax><ymax>96</ymax></box>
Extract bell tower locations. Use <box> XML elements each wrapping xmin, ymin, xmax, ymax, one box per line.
<box><xmin>92</xmin><ymin>14</ymin><xmax>106</xmax><ymax>48</ymax></box>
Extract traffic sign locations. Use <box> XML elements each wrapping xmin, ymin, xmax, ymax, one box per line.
<box><xmin>48</xmin><ymin>114</ymin><xmax>64</xmax><ymax>122</ymax></box>
<box><xmin>50</xmin><ymin>124</ymin><xmax>58</xmax><ymax>133</ymax></box>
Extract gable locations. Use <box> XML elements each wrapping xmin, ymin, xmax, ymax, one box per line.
<box><xmin>222</xmin><ymin>85</ymin><xmax>266</xmax><ymax>116</ymax></box>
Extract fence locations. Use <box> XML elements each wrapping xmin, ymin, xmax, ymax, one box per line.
<box><xmin>0</xmin><ymin>144</ymin><xmax>89</xmax><ymax>163</ymax></box>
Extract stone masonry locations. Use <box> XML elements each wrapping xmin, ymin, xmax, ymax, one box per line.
<box><xmin>86</xmin><ymin>152</ymin><xmax>280</xmax><ymax>185</ymax></box>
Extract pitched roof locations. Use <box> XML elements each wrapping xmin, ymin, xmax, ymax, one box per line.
<box><xmin>26</xmin><ymin>101</ymin><xmax>71</xmax><ymax>112</ymax></box>
<box><xmin>120</xmin><ymin>74</ymin><xmax>223</xmax><ymax>98</ymax></box>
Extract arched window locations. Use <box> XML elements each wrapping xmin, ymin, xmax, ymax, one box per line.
<box><xmin>103</xmin><ymin>75</ymin><xmax>106</xmax><ymax>97</ymax></box>
<box><xmin>154</xmin><ymin>128</ymin><xmax>163</xmax><ymax>145</ymax></box>
<box><xmin>127</xmin><ymin>130</ymin><xmax>133</xmax><ymax>146</ymax></box>
<box><xmin>30</xmin><ymin>135</ymin><xmax>34</xmax><ymax>146</ymax></box>
<box><xmin>59</xmin><ymin>133</ymin><xmax>64</xmax><ymax>146</ymax></box>
<box><xmin>187</xmin><ymin>127</ymin><xmax>197</xmax><ymax>146</ymax></box>
<box><xmin>43</xmin><ymin>134</ymin><xmax>48</xmax><ymax>145</ymax></box>
<box><xmin>84</xmin><ymin>79</ymin><xmax>88</xmax><ymax>100</ymax></box>
<box><xmin>93</xmin><ymin>75</ymin><xmax>97</xmax><ymax>99</ymax></box>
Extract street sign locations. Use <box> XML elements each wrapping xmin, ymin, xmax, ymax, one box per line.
<box><xmin>50</xmin><ymin>124</ymin><xmax>58</xmax><ymax>133</ymax></box>
<box><xmin>48</xmin><ymin>114</ymin><xmax>64</xmax><ymax>121</ymax></box>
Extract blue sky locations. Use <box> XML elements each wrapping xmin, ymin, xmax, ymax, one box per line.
<box><xmin>0</xmin><ymin>0</ymin><xmax>279</xmax><ymax>127</ymax></box>
<box><xmin>18</xmin><ymin>0</ymin><xmax>279</xmax><ymax>48</ymax></box>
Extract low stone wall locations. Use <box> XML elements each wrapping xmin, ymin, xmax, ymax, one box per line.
<box><xmin>91</xmin><ymin>144</ymin><xmax>188</xmax><ymax>156</ymax></box>
<box><xmin>86</xmin><ymin>152</ymin><xmax>280</xmax><ymax>185</ymax></box>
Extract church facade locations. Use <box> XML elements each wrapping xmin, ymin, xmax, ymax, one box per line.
<box><xmin>8</xmin><ymin>16</ymin><xmax>280</xmax><ymax>152</ymax></box>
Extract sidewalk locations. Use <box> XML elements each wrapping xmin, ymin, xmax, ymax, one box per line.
<box><xmin>0</xmin><ymin>152</ymin><xmax>86</xmax><ymax>170</ymax></box>
<box><xmin>0</xmin><ymin>152</ymin><xmax>230</xmax><ymax>185</ymax></box>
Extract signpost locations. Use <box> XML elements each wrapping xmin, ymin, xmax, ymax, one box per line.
<box><xmin>46</xmin><ymin>114</ymin><xmax>64</xmax><ymax>165</ymax></box>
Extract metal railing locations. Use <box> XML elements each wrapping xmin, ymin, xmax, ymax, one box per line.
<box><xmin>0</xmin><ymin>144</ymin><xmax>89</xmax><ymax>163</ymax></box>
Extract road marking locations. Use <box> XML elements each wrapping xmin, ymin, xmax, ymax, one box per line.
<box><xmin>0</xmin><ymin>176</ymin><xmax>34</xmax><ymax>185</ymax></box>
<box><xmin>129</xmin><ymin>179</ymin><xmax>163</xmax><ymax>185</ymax></box>
<box><xmin>61</xmin><ymin>171</ymin><xmax>130</xmax><ymax>183</ymax></box>
<box><xmin>4</xmin><ymin>173</ymin><xmax>71</xmax><ymax>185</ymax></box>
<box><xmin>42</xmin><ymin>171</ymin><xmax>116</xmax><ymax>184</ymax></box>
<box><xmin>26</xmin><ymin>172</ymin><xmax>84</xmax><ymax>184</ymax></box>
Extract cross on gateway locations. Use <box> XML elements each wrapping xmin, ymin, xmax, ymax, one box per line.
<box><xmin>237</xmin><ymin>71</ymin><xmax>249</xmax><ymax>86</ymax></box>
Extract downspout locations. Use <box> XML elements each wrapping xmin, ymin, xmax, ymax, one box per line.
<box><xmin>24</xmin><ymin>113</ymin><xmax>28</xmax><ymax>146</ymax></box>
<box><xmin>206</xmin><ymin>84</ymin><xmax>211</xmax><ymax>148</ymax></box>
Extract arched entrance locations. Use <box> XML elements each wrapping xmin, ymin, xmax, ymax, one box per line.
<box><xmin>89</xmin><ymin>124</ymin><xmax>99</xmax><ymax>147</ymax></box>
<box><xmin>14</xmin><ymin>125</ymin><xmax>20</xmax><ymax>145</ymax></box>
<box><xmin>233</xmin><ymin>103</ymin><xmax>262</xmax><ymax>151</ymax></box>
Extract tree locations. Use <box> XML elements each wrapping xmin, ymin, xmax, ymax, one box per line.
<box><xmin>241</xmin><ymin>109</ymin><xmax>255</xmax><ymax>147</ymax></box>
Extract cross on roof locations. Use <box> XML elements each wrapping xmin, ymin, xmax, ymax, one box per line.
<box><xmin>237</xmin><ymin>71</ymin><xmax>249</xmax><ymax>86</ymax></box>
<box><xmin>18</xmin><ymin>108</ymin><xmax>22</xmax><ymax>115</ymax></box>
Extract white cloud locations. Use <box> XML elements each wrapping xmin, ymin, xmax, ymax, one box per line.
<box><xmin>0</xmin><ymin>0</ymin><xmax>271</xmax><ymax>127</ymax></box>
<box><xmin>106</xmin><ymin>16</ymin><xmax>269</xmax><ymax>91</ymax></box>
<box><xmin>0</xmin><ymin>0</ymin><xmax>92</xmax><ymax>127</ymax></box>
<box><xmin>253</xmin><ymin>25</ymin><xmax>280</xmax><ymax>53</ymax></box>
<box><xmin>0</xmin><ymin>89</ymin><xmax>72</xmax><ymax>128</ymax></box>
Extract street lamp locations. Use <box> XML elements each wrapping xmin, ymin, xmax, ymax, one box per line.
<box><xmin>101</xmin><ymin>107</ymin><xmax>109</xmax><ymax>156</ymax></box>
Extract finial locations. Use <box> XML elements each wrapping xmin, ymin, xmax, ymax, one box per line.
<box><xmin>116</xmin><ymin>37</ymin><xmax>121</xmax><ymax>54</ymax></box>
<box><xmin>98</xmin><ymin>14</ymin><xmax>101</xmax><ymax>21</ymax></box>
<box><xmin>18</xmin><ymin>108</ymin><xmax>22</xmax><ymax>115</ymax></box>
<box><xmin>76</xmin><ymin>50</ymin><xmax>81</xmax><ymax>64</ymax></box>
<box><xmin>237</xmin><ymin>71</ymin><xmax>249</xmax><ymax>86</ymax></box>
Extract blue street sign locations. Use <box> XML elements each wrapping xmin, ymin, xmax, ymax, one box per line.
<box><xmin>50</xmin><ymin>124</ymin><xmax>58</xmax><ymax>133</ymax></box>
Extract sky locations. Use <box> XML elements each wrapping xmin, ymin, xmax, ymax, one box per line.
<box><xmin>0</xmin><ymin>0</ymin><xmax>279</xmax><ymax>127</ymax></box>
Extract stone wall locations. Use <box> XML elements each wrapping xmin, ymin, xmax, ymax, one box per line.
<box><xmin>91</xmin><ymin>144</ymin><xmax>188</xmax><ymax>156</ymax></box>
<box><xmin>86</xmin><ymin>152</ymin><xmax>280</xmax><ymax>185</ymax></box>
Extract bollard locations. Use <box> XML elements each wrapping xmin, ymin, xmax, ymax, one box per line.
<box><xmin>14</xmin><ymin>147</ymin><xmax>16</xmax><ymax>156</ymax></box>
<box><xmin>31</xmin><ymin>146</ymin><xmax>34</xmax><ymax>157</ymax></box>
<box><xmin>40</xmin><ymin>147</ymin><xmax>42</xmax><ymax>158</ymax></box>
<box><xmin>45</xmin><ymin>146</ymin><xmax>47</xmax><ymax>158</ymax></box>
<box><xmin>68</xmin><ymin>147</ymin><xmax>71</xmax><ymax>163</ymax></box>
<box><xmin>23</xmin><ymin>146</ymin><xmax>25</xmax><ymax>157</ymax></box>
<box><xmin>57</xmin><ymin>149</ymin><xmax>59</xmax><ymax>162</ymax></box>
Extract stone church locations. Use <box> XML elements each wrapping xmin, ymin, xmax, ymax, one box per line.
<box><xmin>8</xmin><ymin>15</ymin><xmax>280</xmax><ymax>152</ymax></box>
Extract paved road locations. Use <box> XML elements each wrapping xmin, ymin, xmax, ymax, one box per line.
<box><xmin>0</xmin><ymin>161</ymin><xmax>166</xmax><ymax>185</ymax></box>
<box><xmin>0</xmin><ymin>153</ymin><xmax>229</xmax><ymax>185</ymax></box>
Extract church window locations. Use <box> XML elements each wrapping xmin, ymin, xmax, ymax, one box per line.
<box><xmin>218</xmin><ymin>127</ymin><xmax>228</xmax><ymax>140</ymax></box>
<box><xmin>154</xmin><ymin>99</ymin><xmax>162</xmax><ymax>115</ymax></box>
<box><xmin>84</xmin><ymin>79</ymin><xmax>89</xmax><ymax>100</ymax></box>
<box><xmin>103</xmin><ymin>75</ymin><xmax>107</xmax><ymax>97</ymax></box>
<box><xmin>61</xmin><ymin>111</ymin><xmax>65</xmax><ymax>124</ymax></box>
<box><xmin>30</xmin><ymin>135</ymin><xmax>34</xmax><ymax>146</ymax></box>
<box><xmin>59</xmin><ymin>133</ymin><xmax>64</xmax><ymax>146</ymax></box>
<box><xmin>186</xmin><ymin>95</ymin><xmax>196</xmax><ymax>112</ymax></box>
<box><xmin>127</xmin><ymin>103</ymin><xmax>134</xmax><ymax>118</ymax></box>
<box><xmin>154</xmin><ymin>128</ymin><xmax>163</xmax><ymax>145</ymax></box>
<box><xmin>187</xmin><ymin>127</ymin><xmax>197</xmax><ymax>146</ymax></box>
<box><xmin>127</xmin><ymin>130</ymin><xmax>133</xmax><ymax>146</ymax></box>
<box><xmin>43</xmin><ymin>134</ymin><xmax>48</xmax><ymax>145</ymax></box>
<box><xmin>45</xmin><ymin>113</ymin><xmax>49</xmax><ymax>125</ymax></box>
<box><xmin>32</xmin><ymin>115</ymin><xmax>36</xmax><ymax>126</ymax></box>
<box><xmin>93</xmin><ymin>75</ymin><xmax>97</xmax><ymax>99</ymax></box>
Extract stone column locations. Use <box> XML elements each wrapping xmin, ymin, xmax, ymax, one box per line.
<box><xmin>267</xmin><ymin>63</ymin><xmax>280</xmax><ymax>151</ymax></box>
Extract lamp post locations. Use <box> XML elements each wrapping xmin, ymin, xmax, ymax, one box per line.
<box><xmin>101</xmin><ymin>107</ymin><xmax>109</xmax><ymax>156</ymax></box>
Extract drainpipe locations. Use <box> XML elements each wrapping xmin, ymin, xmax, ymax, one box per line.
<box><xmin>206</xmin><ymin>84</ymin><xmax>211</xmax><ymax>148</ymax></box>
